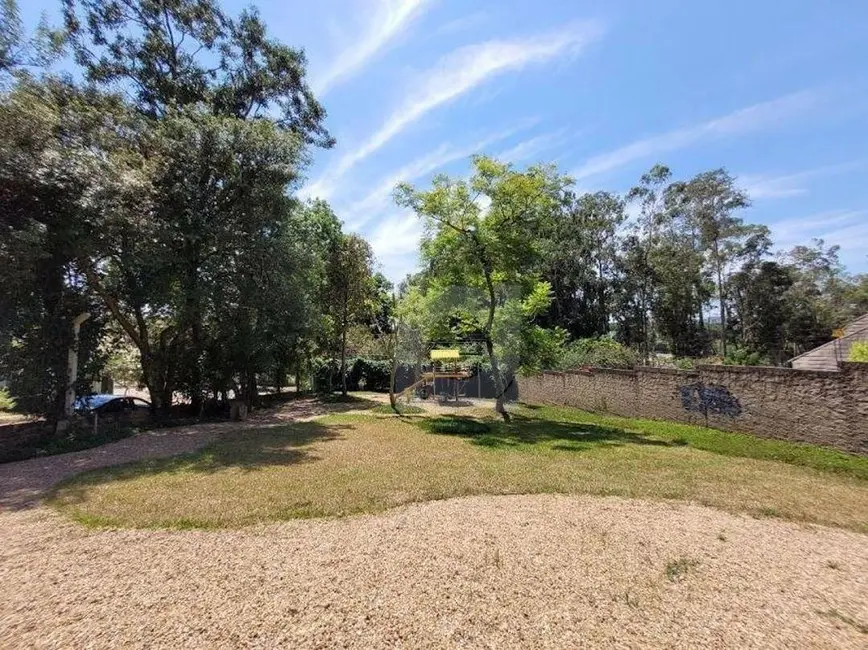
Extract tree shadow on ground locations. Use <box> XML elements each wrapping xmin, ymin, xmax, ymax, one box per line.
<box><xmin>255</xmin><ymin>393</ymin><xmax>381</xmax><ymax>423</ymax></box>
<box><xmin>47</xmin><ymin>420</ymin><xmax>351</xmax><ymax>505</ymax></box>
<box><xmin>419</xmin><ymin>413</ymin><xmax>675</xmax><ymax>451</ymax></box>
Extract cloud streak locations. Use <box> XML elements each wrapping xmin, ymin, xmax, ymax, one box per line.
<box><xmin>495</xmin><ymin>129</ymin><xmax>571</xmax><ymax>163</ymax></box>
<box><xmin>766</xmin><ymin>209</ymin><xmax>868</xmax><ymax>269</ymax></box>
<box><xmin>366</xmin><ymin>211</ymin><xmax>425</xmax><ymax>280</ymax></box>
<box><xmin>342</xmin><ymin>123</ymin><xmax>534</xmax><ymax>228</ymax></box>
<box><xmin>313</xmin><ymin>0</ymin><xmax>433</xmax><ymax>96</ymax></box>
<box><xmin>571</xmin><ymin>90</ymin><xmax>825</xmax><ymax>181</ymax></box>
<box><xmin>739</xmin><ymin>161</ymin><xmax>862</xmax><ymax>199</ymax></box>
<box><xmin>307</xmin><ymin>21</ymin><xmax>604</xmax><ymax>200</ymax></box>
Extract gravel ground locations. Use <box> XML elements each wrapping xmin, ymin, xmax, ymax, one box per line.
<box><xmin>2</xmin><ymin>494</ymin><xmax>866</xmax><ymax>649</ymax></box>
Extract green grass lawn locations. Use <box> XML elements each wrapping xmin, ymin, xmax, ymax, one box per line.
<box><xmin>49</xmin><ymin>403</ymin><xmax>868</xmax><ymax>531</ymax></box>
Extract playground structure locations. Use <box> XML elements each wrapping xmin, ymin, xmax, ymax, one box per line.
<box><xmin>398</xmin><ymin>349</ymin><xmax>475</xmax><ymax>403</ymax></box>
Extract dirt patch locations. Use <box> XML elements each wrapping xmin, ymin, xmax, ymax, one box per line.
<box><xmin>1</xmin><ymin>494</ymin><xmax>866</xmax><ymax>649</ymax></box>
<box><xmin>363</xmin><ymin>391</ymin><xmax>501</xmax><ymax>417</ymax></box>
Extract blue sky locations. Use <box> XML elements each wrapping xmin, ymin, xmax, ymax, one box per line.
<box><xmin>23</xmin><ymin>0</ymin><xmax>868</xmax><ymax>280</ymax></box>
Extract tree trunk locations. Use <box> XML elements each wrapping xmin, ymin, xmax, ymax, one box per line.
<box><xmin>485</xmin><ymin>337</ymin><xmax>510</xmax><ymax>422</ymax></box>
<box><xmin>160</xmin><ymin>387</ymin><xmax>173</xmax><ymax>419</ymax></box>
<box><xmin>479</xmin><ymin>254</ymin><xmax>509</xmax><ymax>422</ymax></box>
<box><xmin>339</xmin><ymin>295</ymin><xmax>349</xmax><ymax>397</ymax></box>
<box><xmin>339</xmin><ymin>328</ymin><xmax>348</xmax><ymax>397</ymax></box>
<box><xmin>184</xmin><ymin>252</ymin><xmax>204</xmax><ymax>418</ymax></box>
<box><xmin>714</xmin><ymin>242</ymin><xmax>727</xmax><ymax>358</ymax></box>
<box><xmin>389</xmin><ymin>326</ymin><xmax>399</xmax><ymax>413</ymax></box>
<box><xmin>189</xmin><ymin>320</ymin><xmax>204</xmax><ymax>417</ymax></box>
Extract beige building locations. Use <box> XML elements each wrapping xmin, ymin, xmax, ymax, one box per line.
<box><xmin>789</xmin><ymin>313</ymin><xmax>868</xmax><ymax>371</ymax></box>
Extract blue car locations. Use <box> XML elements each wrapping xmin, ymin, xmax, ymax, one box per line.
<box><xmin>74</xmin><ymin>394</ymin><xmax>151</xmax><ymax>414</ymax></box>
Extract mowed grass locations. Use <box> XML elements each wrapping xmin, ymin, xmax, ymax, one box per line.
<box><xmin>49</xmin><ymin>404</ymin><xmax>868</xmax><ymax>531</ymax></box>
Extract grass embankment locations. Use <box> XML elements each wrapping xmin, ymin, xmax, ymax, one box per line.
<box><xmin>50</xmin><ymin>403</ymin><xmax>868</xmax><ymax>531</ymax></box>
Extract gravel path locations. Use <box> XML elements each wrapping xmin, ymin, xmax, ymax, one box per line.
<box><xmin>2</xmin><ymin>494</ymin><xmax>866</xmax><ymax>649</ymax></box>
<box><xmin>0</xmin><ymin>397</ymin><xmax>367</xmax><ymax>510</ymax></box>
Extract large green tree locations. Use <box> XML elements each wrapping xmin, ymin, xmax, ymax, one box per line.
<box><xmin>325</xmin><ymin>233</ymin><xmax>377</xmax><ymax>396</ymax></box>
<box><xmin>667</xmin><ymin>169</ymin><xmax>768</xmax><ymax>357</ymax></box>
<box><xmin>396</xmin><ymin>156</ymin><xmax>565</xmax><ymax>420</ymax></box>
<box><xmin>0</xmin><ymin>78</ymin><xmax>138</xmax><ymax>414</ymax></box>
<box><xmin>55</xmin><ymin>0</ymin><xmax>334</xmax><ymax>414</ymax></box>
<box><xmin>540</xmin><ymin>190</ymin><xmax>625</xmax><ymax>339</ymax></box>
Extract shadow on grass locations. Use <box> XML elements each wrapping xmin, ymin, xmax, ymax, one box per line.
<box><xmin>418</xmin><ymin>413</ymin><xmax>675</xmax><ymax>451</ymax></box>
<box><xmin>318</xmin><ymin>392</ymin><xmax>381</xmax><ymax>406</ymax></box>
<box><xmin>253</xmin><ymin>393</ymin><xmax>382</xmax><ymax>423</ymax></box>
<box><xmin>49</xmin><ymin>420</ymin><xmax>351</xmax><ymax>505</ymax></box>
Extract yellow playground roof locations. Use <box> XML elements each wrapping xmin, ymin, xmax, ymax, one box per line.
<box><xmin>430</xmin><ymin>349</ymin><xmax>461</xmax><ymax>360</ymax></box>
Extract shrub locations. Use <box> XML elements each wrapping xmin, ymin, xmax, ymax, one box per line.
<box><xmin>348</xmin><ymin>358</ymin><xmax>391</xmax><ymax>391</ymax></box>
<box><xmin>0</xmin><ymin>387</ymin><xmax>16</xmax><ymax>411</ymax></box>
<box><xmin>311</xmin><ymin>357</ymin><xmax>404</xmax><ymax>393</ymax></box>
<box><xmin>672</xmin><ymin>357</ymin><xmax>695</xmax><ymax>370</ymax></box>
<box><xmin>723</xmin><ymin>346</ymin><xmax>768</xmax><ymax>367</ymax></box>
<box><xmin>557</xmin><ymin>336</ymin><xmax>638</xmax><ymax>370</ymax></box>
<box><xmin>849</xmin><ymin>341</ymin><xmax>868</xmax><ymax>362</ymax></box>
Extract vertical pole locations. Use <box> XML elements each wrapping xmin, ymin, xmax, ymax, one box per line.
<box><xmin>64</xmin><ymin>312</ymin><xmax>91</xmax><ymax>418</ymax></box>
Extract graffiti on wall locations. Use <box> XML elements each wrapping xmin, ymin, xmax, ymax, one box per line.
<box><xmin>678</xmin><ymin>382</ymin><xmax>742</xmax><ymax>418</ymax></box>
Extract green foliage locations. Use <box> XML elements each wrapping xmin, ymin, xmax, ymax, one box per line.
<box><xmin>724</xmin><ymin>346</ymin><xmax>768</xmax><ymax>367</ymax></box>
<box><xmin>0</xmin><ymin>0</ymin><xmax>64</xmax><ymax>74</ymax></box>
<box><xmin>0</xmin><ymin>387</ymin><xmax>16</xmax><ymax>411</ymax></box>
<box><xmin>539</xmin><ymin>190</ymin><xmax>626</xmax><ymax>339</ymax></box>
<box><xmin>395</xmin><ymin>156</ymin><xmax>567</xmax><ymax>417</ymax></box>
<box><xmin>312</xmin><ymin>357</ymin><xmax>397</xmax><ymax>393</ymax></box>
<box><xmin>671</xmin><ymin>357</ymin><xmax>696</xmax><ymax>370</ymax></box>
<box><xmin>63</xmin><ymin>0</ymin><xmax>333</xmax><ymax>146</ymax></box>
<box><xmin>556</xmin><ymin>337</ymin><xmax>638</xmax><ymax>370</ymax></box>
<box><xmin>100</xmin><ymin>331</ymin><xmax>142</xmax><ymax>388</ymax></box>
<box><xmin>0</xmin><ymin>0</ymin><xmax>337</xmax><ymax>416</ymax></box>
<box><xmin>325</xmin><ymin>234</ymin><xmax>380</xmax><ymax>395</ymax></box>
<box><xmin>0</xmin><ymin>78</ymin><xmax>120</xmax><ymax>415</ymax></box>
<box><xmin>728</xmin><ymin>260</ymin><xmax>794</xmax><ymax>364</ymax></box>
<box><xmin>849</xmin><ymin>342</ymin><xmax>868</xmax><ymax>362</ymax></box>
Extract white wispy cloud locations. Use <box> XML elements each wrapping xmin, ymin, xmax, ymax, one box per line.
<box><xmin>342</xmin><ymin>124</ymin><xmax>533</xmax><ymax>228</ymax></box>
<box><xmin>366</xmin><ymin>211</ymin><xmax>425</xmax><ymax>280</ymax></box>
<box><xmin>313</xmin><ymin>0</ymin><xmax>433</xmax><ymax>96</ymax></box>
<box><xmin>769</xmin><ymin>209</ymin><xmax>867</xmax><ymax>248</ymax></box>
<box><xmin>570</xmin><ymin>90</ymin><xmax>825</xmax><ymax>182</ymax></box>
<box><xmin>306</xmin><ymin>21</ymin><xmax>604</xmax><ymax>200</ymax></box>
<box><xmin>739</xmin><ymin>161</ymin><xmax>861</xmax><ymax>200</ymax></box>
<box><xmin>435</xmin><ymin>11</ymin><xmax>489</xmax><ymax>36</ymax></box>
<box><xmin>368</xmin><ymin>211</ymin><xmax>423</xmax><ymax>256</ymax></box>
<box><xmin>495</xmin><ymin>129</ymin><xmax>570</xmax><ymax>164</ymax></box>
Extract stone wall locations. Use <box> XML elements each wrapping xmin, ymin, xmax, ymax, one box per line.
<box><xmin>517</xmin><ymin>362</ymin><xmax>868</xmax><ymax>455</ymax></box>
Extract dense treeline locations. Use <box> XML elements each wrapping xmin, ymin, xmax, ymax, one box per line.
<box><xmin>395</xmin><ymin>158</ymin><xmax>868</xmax><ymax>418</ymax></box>
<box><xmin>1</xmin><ymin>0</ymin><xmax>865</xmax><ymax>422</ymax></box>
<box><xmin>0</xmin><ymin>0</ymin><xmax>385</xmax><ymax>417</ymax></box>
<box><xmin>541</xmin><ymin>163</ymin><xmax>868</xmax><ymax>364</ymax></box>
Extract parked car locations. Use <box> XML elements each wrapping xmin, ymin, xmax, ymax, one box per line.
<box><xmin>74</xmin><ymin>394</ymin><xmax>151</xmax><ymax>414</ymax></box>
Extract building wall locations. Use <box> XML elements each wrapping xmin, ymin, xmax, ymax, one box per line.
<box><xmin>789</xmin><ymin>313</ymin><xmax>868</xmax><ymax>371</ymax></box>
<box><xmin>517</xmin><ymin>363</ymin><xmax>868</xmax><ymax>455</ymax></box>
